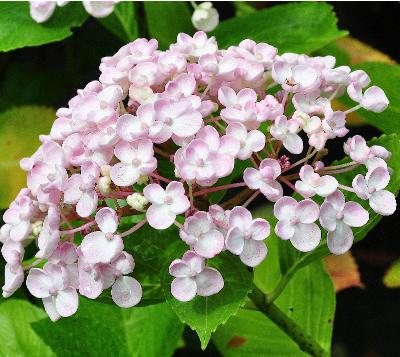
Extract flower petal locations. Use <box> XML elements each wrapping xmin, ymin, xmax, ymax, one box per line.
<box><xmin>327</xmin><ymin>222</ymin><xmax>354</xmax><ymax>255</ymax></box>
<box><xmin>146</xmin><ymin>204</ymin><xmax>176</xmax><ymax>229</ymax></box>
<box><xmin>171</xmin><ymin>277</ymin><xmax>197</xmax><ymax>302</ymax></box>
<box><xmin>274</xmin><ymin>196</ymin><xmax>297</xmax><ymax>220</ymax></box>
<box><xmin>240</xmin><ymin>239</ymin><xmax>267</xmax><ymax>267</ymax></box>
<box><xmin>55</xmin><ymin>287</ymin><xmax>79</xmax><ymax>317</ymax></box>
<box><xmin>195</xmin><ymin>267</ymin><xmax>224</xmax><ymax>296</ymax></box>
<box><xmin>95</xmin><ymin>207</ymin><xmax>118</xmax><ymax>234</ymax></box>
<box><xmin>290</xmin><ymin>223</ymin><xmax>321</xmax><ymax>252</ymax></box>
<box><xmin>343</xmin><ymin>202</ymin><xmax>369</xmax><ymax>227</ymax></box>
<box><xmin>295</xmin><ymin>199</ymin><xmax>319</xmax><ymax>224</ymax></box>
<box><xmin>80</xmin><ymin>231</ymin><xmax>123</xmax><ymax>264</ymax></box>
<box><xmin>111</xmin><ymin>276</ymin><xmax>142</xmax><ymax>308</ymax></box>
<box><xmin>369</xmin><ymin>190</ymin><xmax>396</xmax><ymax>216</ymax></box>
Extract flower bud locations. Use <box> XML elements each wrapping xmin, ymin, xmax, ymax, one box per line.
<box><xmin>191</xmin><ymin>2</ymin><xmax>219</xmax><ymax>32</ymax></box>
<box><xmin>127</xmin><ymin>193</ymin><xmax>149</xmax><ymax>211</ymax></box>
<box><xmin>137</xmin><ymin>175</ymin><xmax>149</xmax><ymax>185</ymax></box>
<box><xmin>32</xmin><ymin>221</ymin><xmax>43</xmax><ymax>236</ymax></box>
<box><xmin>97</xmin><ymin>176</ymin><xmax>111</xmax><ymax>196</ymax></box>
<box><xmin>100</xmin><ymin>164</ymin><xmax>112</xmax><ymax>178</ymax></box>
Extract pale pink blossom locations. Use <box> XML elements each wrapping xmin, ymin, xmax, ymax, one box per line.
<box><xmin>29</xmin><ymin>1</ymin><xmax>56</xmax><ymax>23</ymax></box>
<box><xmin>244</xmin><ymin>158</ymin><xmax>283</xmax><ymax>202</ymax></box>
<box><xmin>225</xmin><ymin>206</ymin><xmax>270</xmax><ymax>267</ymax></box>
<box><xmin>270</xmin><ymin>115</ymin><xmax>303</xmax><ymax>154</ymax></box>
<box><xmin>320</xmin><ymin>190</ymin><xmax>369</xmax><ymax>254</ymax></box>
<box><xmin>295</xmin><ymin>165</ymin><xmax>338</xmax><ymax>198</ymax></box>
<box><xmin>352</xmin><ymin>167</ymin><xmax>396</xmax><ymax>216</ymax></box>
<box><xmin>80</xmin><ymin>208</ymin><xmax>123</xmax><ymax>264</ymax></box>
<box><xmin>144</xmin><ymin>182</ymin><xmax>190</xmax><ymax>229</ymax></box>
<box><xmin>274</xmin><ymin>197</ymin><xmax>321</xmax><ymax>252</ymax></box>
<box><xmin>180</xmin><ymin>211</ymin><xmax>224</xmax><ymax>258</ymax></box>
<box><xmin>226</xmin><ymin>123</ymin><xmax>265</xmax><ymax>160</ymax></box>
<box><xmin>110</xmin><ymin>139</ymin><xmax>157</xmax><ymax>187</ymax></box>
<box><xmin>169</xmin><ymin>251</ymin><xmax>223</xmax><ymax>301</ymax></box>
<box><xmin>83</xmin><ymin>1</ymin><xmax>118</xmax><ymax>18</ymax></box>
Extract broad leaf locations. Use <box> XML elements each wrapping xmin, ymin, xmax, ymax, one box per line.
<box><xmin>338</xmin><ymin>63</ymin><xmax>400</xmax><ymax>134</ymax></box>
<box><xmin>0</xmin><ymin>299</ymin><xmax>55</xmax><ymax>357</ymax></box>
<box><xmin>33</xmin><ymin>298</ymin><xmax>183</xmax><ymax>357</ymax></box>
<box><xmin>0</xmin><ymin>2</ymin><xmax>88</xmax><ymax>52</ymax></box>
<box><xmin>383</xmin><ymin>259</ymin><xmax>400</xmax><ymax>288</ymax></box>
<box><xmin>215</xmin><ymin>235</ymin><xmax>335</xmax><ymax>355</ymax></box>
<box><xmin>0</xmin><ymin>106</ymin><xmax>56</xmax><ymax>208</ymax></box>
<box><xmin>144</xmin><ymin>2</ymin><xmax>194</xmax><ymax>49</ymax></box>
<box><xmin>98</xmin><ymin>2</ymin><xmax>138</xmax><ymax>42</ymax></box>
<box><xmin>213</xmin><ymin>2</ymin><xmax>348</xmax><ymax>53</ymax></box>
<box><xmin>163</xmin><ymin>252</ymin><xmax>253</xmax><ymax>350</ymax></box>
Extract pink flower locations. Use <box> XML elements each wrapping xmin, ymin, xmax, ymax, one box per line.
<box><xmin>143</xmin><ymin>181</ymin><xmax>190</xmax><ymax>229</ymax></box>
<box><xmin>64</xmin><ymin>161</ymin><xmax>100</xmax><ymax>217</ymax></box>
<box><xmin>225</xmin><ymin>206</ymin><xmax>270</xmax><ymax>267</ymax></box>
<box><xmin>36</xmin><ymin>206</ymin><xmax>61</xmax><ymax>259</ymax></box>
<box><xmin>272</xmin><ymin>61</ymin><xmax>321</xmax><ymax>94</ymax></box>
<box><xmin>255</xmin><ymin>95</ymin><xmax>284</xmax><ymax>122</ymax></box>
<box><xmin>180</xmin><ymin>211</ymin><xmax>224</xmax><ymax>258</ymax></box>
<box><xmin>270</xmin><ymin>115</ymin><xmax>303</xmax><ymax>154</ymax></box>
<box><xmin>274</xmin><ymin>197</ymin><xmax>321</xmax><ymax>252</ymax></box>
<box><xmin>244</xmin><ymin>158</ymin><xmax>283</xmax><ymax>202</ymax></box>
<box><xmin>2</xmin><ymin>263</ymin><xmax>24</xmax><ymax>298</ymax></box>
<box><xmin>226</xmin><ymin>123</ymin><xmax>265</xmax><ymax>160</ymax></box>
<box><xmin>80</xmin><ymin>208</ymin><xmax>123</xmax><ymax>264</ymax></box>
<box><xmin>173</xmin><ymin>31</ymin><xmax>218</xmax><ymax>59</ymax></box>
<box><xmin>320</xmin><ymin>190</ymin><xmax>369</xmax><ymax>254</ymax></box>
<box><xmin>169</xmin><ymin>251</ymin><xmax>223</xmax><ymax>302</ymax></box>
<box><xmin>83</xmin><ymin>1</ymin><xmax>118</xmax><ymax>18</ymax></box>
<box><xmin>293</xmin><ymin>91</ymin><xmax>331</xmax><ymax>115</ymax></box>
<box><xmin>321</xmin><ymin>110</ymin><xmax>349</xmax><ymax>138</ymax></box>
<box><xmin>29</xmin><ymin>1</ymin><xmax>56</xmax><ymax>23</ymax></box>
<box><xmin>110</xmin><ymin>139</ymin><xmax>157</xmax><ymax>187</ymax></box>
<box><xmin>174</xmin><ymin>126</ymin><xmax>238</xmax><ymax>186</ymax></box>
<box><xmin>352</xmin><ymin>167</ymin><xmax>396</xmax><ymax>216</ymax></box>
<box><xmin>360</xmin><ymin>86</ymin><xmax>389</xmax><ymax>113</ymax></box>
<box><xmin>111</xmin><ymin>276</ymin><xmax>142</xmax><ymax>308</ymax></box>
<box><xmin>26</xmin><ymin>263</ymin><xmax>79</xmax><ymax>321</ymax></box>
<box><xmin>295</xmin><ymin>165</ymin><xmax>338</xmax><ymax>198</ymax></box>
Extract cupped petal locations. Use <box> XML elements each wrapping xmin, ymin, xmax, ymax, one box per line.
<box><xmin>26</xmin><ymin>268</ymin><xmax>52</xmax><ymax>298</ymax></box>
<box><xmin>111</xmin><ymin>276</ymin><xmax>142</xmax><ymax>308</ymax></box>
<box><xmin>146</xmin><ymin>204</ymin><xmax>176</xmax><ymax>229</ymax></box>
<box><xmin>171</xmin><ymin>277</ymin><xmax>197</xmax><ymax>302</ymax></box>
<box><xmin>283</xmin><ymin>133</ymin><xmax>303</xmax><ymax>154</ymax></box>
<box><xmin>367</xmin><ymin>166</ymin><xmax>390</xmax><ymax>191</ymax></box>
<box><xmin>290</xmin><ymin>223</ymin><xmax>321</xmax><ymax>252</ymax></box>
<box><xmin>295</xmin><ymin>180</ymin><xmax>315</xmax><ymax>198</ymax></box>
<box><xmin>110</xmin><ymin>162</ymin><xmax>139</xmax><ymax>187</ymax></box>
<box><xmin>55</xmin><ymin>287</ymin><xmax>79</xmax><ymax>317</ymax></box>
<box><xmin>275</xmin><ymin>220</ymin><xmax>295</xmax><ymax>240</ymax></box>
<box><xmin>169</xmin><ymin>260</ymin><xmax>190</xmax><ymax>278</ymax></box>
<box><xmin>240</xmin><ymin>239</ymin><xmax>267</xmax><ymax>267</ymax></box>
<box><xmin>225</xmin><ymin>227</ymin><xmax>245</xmax><ymax>255</ymax></box>
<box><xmin>295</xmin><ymin>199</ymin><xmax>320</xmax><ymax>223</ymax></box>
<box><xmin>369</xmin><ymin>190</ymin><xmax>397</xmax><ymax>216</ymax></box>
<box><xmin>243</xmin><ymin>167</ymin><xmax>262</xmax><ymax>189</ymax></box>
<box><xmin>95</xmin><ymin>207</ymin><xmax>118</xmax><ymax>234</ymax></box>
<box><xmin>274</xmin><ymin>196</ymin><xmax>297</xmax><ymax>220</ymax></box>
<box><xmin>194</xmin><ymin>230</ymin><xmax>225</xmax><ymax>258</ymax></box>
<box><xmin>76</xmin><ymin>191</ymin><xmax>98</xmax><ymax>218</ymax></box>
<box><xmin>80</xmin><ymin>231</ymin><xmax>123</xmax><ymax>264</ymax></box>
<box><xmin>315</xmin><ymin>175</ymin><xmax>338</xmax><ymax>197</ymax></box>
<box><xmin>143</xmin><ymin>183</ymin><xmax>166</xmax><ymax>205</ymax></box>
<box><xmin>195</xmin><ymin>267</ymin><xmax>224</xmax><ymax>296</ymax></box>
<box><xmin>343</xmin><ymin>202</ymin><xmax>369</xmax><ymax>227</ymax></box>
<box><xmin>319</xmin><ymin>202</ymin><xmax>337</xmax><ymax>231</ymax></box>
<box><xmin>327</xmin><ymin>221</ymin><xmax>354</xmax><ymax>255</ymax></box>
<box><xmin>249</xmin><ymin>219</ymin><xmax>270</xmax><ymax>241</ymax></box>
<box><xmin>229</xmin><ymin>206</ymin><xmax>252</xmax><ymax>231</ymax></box>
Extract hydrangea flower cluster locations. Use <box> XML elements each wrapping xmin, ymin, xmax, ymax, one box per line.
<box><xmin>1</xmin><ymin>31</ymin><xmax>396</xmax><ymax>320</ymax></box>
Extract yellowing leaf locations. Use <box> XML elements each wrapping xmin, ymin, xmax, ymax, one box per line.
<box><xmin>324</xmin><ymin>252</ymin><xmax>363</xmax><ymax>292</ymax></box>
<box><xmin>0</xmin><ymin>106</ymin><xmax>56</xmax><ymax>207</ymax></box>
<box><xmin>383</xmin><ymin>259</ymin><xmax>400</xmax><ymax>288</ymax></box>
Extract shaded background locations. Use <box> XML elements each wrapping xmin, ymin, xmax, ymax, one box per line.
<box><xmin>0</xmin><ymin>2</ymin><xmax>399</xmax><ymax>356</ymax></box>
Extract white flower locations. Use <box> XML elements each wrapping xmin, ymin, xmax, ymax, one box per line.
<box><xmin>191</xmin><ymin>2</ymin><xmax>219</xmax><ymax>32</ymax></box>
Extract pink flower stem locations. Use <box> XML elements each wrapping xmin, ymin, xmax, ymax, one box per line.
<box><xmin>174</xmin><ymin>220</ymin><xmax>183</xmax><ymax>229</ymax></box>
<box><xmin>154</xmin><ymin>146</ymin><xmax>172</xmax><ymax>159</ymax></box>
<box><xmin>60</xmin><ymin>210</ymin><xmax>73</xmax><ymax>229</ymax></box>
<box><xmin>205</xmin><ymin>116</ymin><xmax>221</xmax><ymax>124</ymax></box>
<box><xmin>23</xmin><ymin>258</ymin><xmax>44</xmax><ymax>271</ymax></box>
<box><xmin>338</xmin><ymin>184</ymin><xmax>355</xmax><ymax>193</ymax></box>
<box><xmin>151</xmin><ymin>173</ymin><xmax>172</xmax><ymax>183</ymax></box>
<box><xmin>320</xmin><ymin>164</ymin><xmax>360</xmax><ymax>175</ymax></box>
<box><xmin>188</xmin><ymin>182</ymin><xmax>195</xmax><ymax>210</ymax></box>
<box><xmin>193</xmin><ymin>182</ymin><xmax>247</xmax><ymax>197</ymax></box>
<box><xmin>320</xmin><ymin>161</ymin><xmax>357</xmax><ymax>171</ymax></box>
<box><xmin>120</xmin><ymin>218</ymin><xmax>148</xmax><ymax>238</ymax></box>
<box><xmin>243</xmin><ymin>190</ymin><xmax>260</xmax><ymax>208</ymax></box>
<box><xmin>254</xmin><ymin>152</ymin><xmax>263</xmax><ymax>162</ymax></box>
<box><xmin>344</xmin><ymin>104</ymin><xmax>361</xmax><ymax>115</ymax></box>
<box><xmin>250</xmin><ymin>156</ymin><xmax>259</xmax><ymax>168</ymax></box>
<box><xmin>61</xmin><ymin>220</ymin><xmax>97</xmax><ymax>235</ymax></box>
<box><xmin>281</xmin><ymin>91</ymin><xmax>289</xmax><ymax>107</ymax></box>
<box><xmin>282</xmin><ymin>148</ymin><xmax>318</xmax><ymax>173</ymax></box>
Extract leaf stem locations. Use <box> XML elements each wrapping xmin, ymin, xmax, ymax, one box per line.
<box><xmin>120</xmin><ymin>218</ymin><xmax>147</xmax><ymax>237</ymax></box>
<box><xmin>250</xmin><ymin>286</ymin><xmax>329</xmax><ymax>357</ymax></box>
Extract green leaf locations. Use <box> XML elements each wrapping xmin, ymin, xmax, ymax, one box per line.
<box><xmin>0</xmin><ymin>2</ymin><xmax>88</xmax><ymax>52</ymax></box>
<box><xmin>33</xmin><ymin>298</ymin><xmax>183</xmax><ymax>357</ymax></box>
<box><xmin>213</xmin><ymin>2</ymin><xmax>348</xmax><ymax>53</ymax></box>
<box><xmin>0</xmin><ymin>106</ymin><xmax>56</xmax><ymax>208</ymax></box>
<box><xmin>98</xmin><ymin>2</ymin><xmax>138</xmax><ymax>42</ymax></box>
<box><xmin>162</xmin><ymin>252</ymin><xmax>253</xmax><ymax>350</ymax></box>
<box><xmin>383</xmin><ymin>259</ymin><xmax>400</xmax><ymax>288</ymax></box>
<box><xmin>215</xmin><ymin>243</ymin><xmax>335</xmax><ymax>355</ymax></box>
<box><xmin>233</xmin><ymin>2</ymin><xmax>256</xmax><ymax>17</ymax></box>
<box><xmin>338</xmin><ymin>63</ymin><xmax>400</xmax><ymax>134</ymax></box>
<box><xmin>144</xmin><ymin>2</ymin><xmax>194</xmax><ymax>50</ymax></box>
<box><xmin>0</xmin><ymin>299</ymin><xmax>55</xmax><ymax>357</ymax></box>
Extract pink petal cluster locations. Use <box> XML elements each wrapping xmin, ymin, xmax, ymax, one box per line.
<box><xmin>0</xmin><ymin>32</ymin><xmax>396</xmax><ymax>318</ymax></box>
